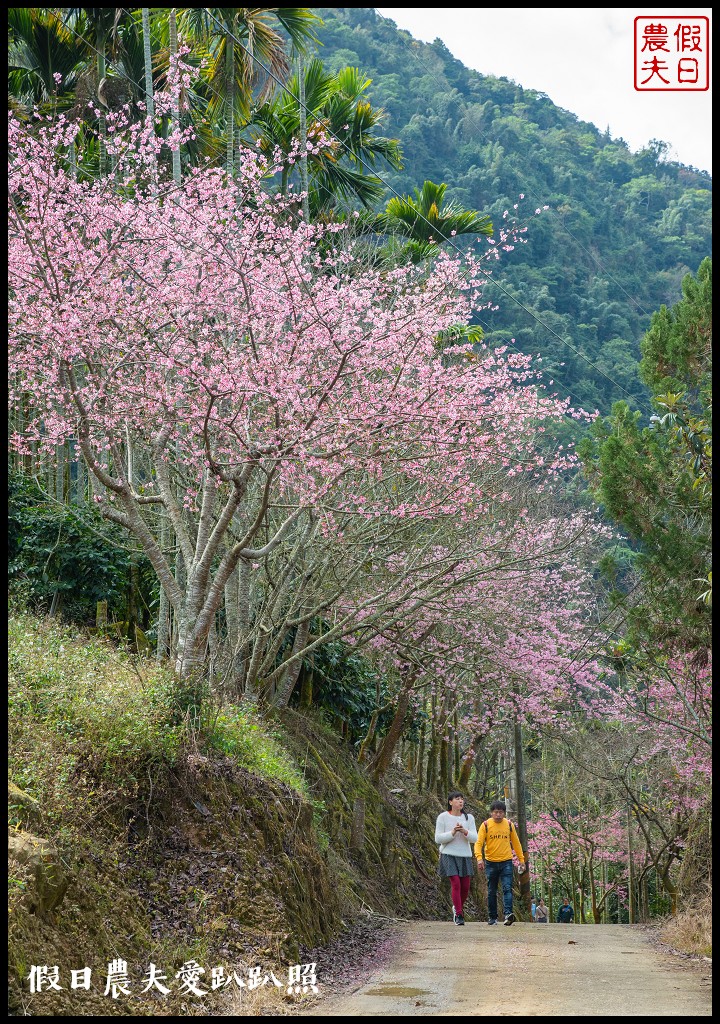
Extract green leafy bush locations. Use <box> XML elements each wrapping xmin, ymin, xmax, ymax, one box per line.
<box><xmin>9</xmin><ymin>612</ymin><xmax>310</xmax><ymax>820</ymax></box>
<box><xmin>8</xmin><ymin>468</ymin><xmax>155</xmax><ymax>626</ymax></box>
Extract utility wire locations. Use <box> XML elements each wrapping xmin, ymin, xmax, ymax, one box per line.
<box><xmin>60</xmin><ymin>7</ymin><xmax>637</xmax><ymax>408</ymax></box>
<box><xmin>203</xmin><ymin>9</ymin><xmax>640</xmax><ymax>405</ymax></box>
<box><xmin>373</xmin><ymin>7</ymin><xmax>655</xmax><ymax>320</ymax></box>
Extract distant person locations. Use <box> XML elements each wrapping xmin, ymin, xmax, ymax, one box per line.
<box><xmin>557</xmin><ymin>898</ymin><xmax>575</xmax><ymax>923</ymax></box>
<box><xmin>531</xmin><ymin>895</ymin><xmax>537</xmax><ymax>921</ymax></box>
<box><xmin>435</xmin><ymin>791</ymin><xmax>478</xmax><ymax>926</ymax></box>
<box><xmin>474</xmin><ymin>799</ymin><xmax>526</xmax><ymax>926</ymax></box>
<box><xmin>535</xmin><ymin>897</ymin><xmax>549</xmax><ymax>923</ymax></box>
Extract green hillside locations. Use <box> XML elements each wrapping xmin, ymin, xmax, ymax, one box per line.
<box><xmin>314</xmin><ymin>9</ymin><xmax>712</xmax><ymax>415</ymax></box>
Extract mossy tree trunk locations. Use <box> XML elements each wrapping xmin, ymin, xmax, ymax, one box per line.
<box><xmin>299</xmin><ymin>661</ymin><xmax>313</xmax><ymax>708</ymax></box>
<box><xmin>370</xmin><ymin>674</ymin><xmax>414</xmax><ymax>783</ymax></box>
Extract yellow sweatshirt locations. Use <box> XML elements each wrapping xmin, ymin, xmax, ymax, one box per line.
<box><xmin>474</xmin><ymin>817</ymin><xmax>525</xmax><ymax>864</ymax></box>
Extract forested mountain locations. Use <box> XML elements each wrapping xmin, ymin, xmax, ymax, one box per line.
<box><xmin>314</xmin><ymin>9</ymin><xmax>712</xmax><ymax>415</ymax></box>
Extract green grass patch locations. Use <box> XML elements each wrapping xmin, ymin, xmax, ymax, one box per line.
<box><xmin>9</xmin><ymin>611</ymin><xmax>310</xmax><ymax>819</ymax></box>
<box><xmin>203</xmin><ymin>704</ymin><xmax>310</xmax><ymax>798</ymax></box>
<box><xmin>9</xmin><ymin>611</ymin><xmax>185</xmax><ymax>784</ymax></box>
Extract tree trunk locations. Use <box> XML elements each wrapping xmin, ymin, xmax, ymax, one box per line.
<box><xmin>273</xmin><ymin>620</ymin><xmax>310</xmax><ymax>707</ymax></box>
<box><xmin>371</xmin><ymin>682</ymin><xmax>411</xmax><ymax>782</ymax></box>
<box><xmin>97</xmin><ymin>32</ymin><xmax>107</xmax><ymax>176</ymax></box>
<box><xmin>601</xmin><ymin>861</ymin><xmax>608</xmax><ymax>924</ymax></box>
<box><xmin>641</xmin><ymin>873</ymin><xmax>650</xmax><ymax>922</ymax></box>
<box><xmin>73</xmin><ymin>441</ymin><xmax>85</xmax><ymax>505</ymax></box>
<box><xmin>171</xmin><ymin>545</ymin><xmax>186</xmax><ymax>661</ymax></box>
<box><xmin>660</xmin><ymin>865</ymin><xmax>678</xmax><ymax>916</ymax></box>
<box><xmin>55</xmin><ymin>442</ymin><xmax>65</xmax><ymax>501</ymax></box>
<box><xmin>350</xmin><ymin>796</ymin><xmax>365</xmax><ymax>850</ymax></box>
<box><xmin>169</xmin><ymin>9</ymin><xmax>181</xmax><ymax>185</ymax></box>
<box><xmin>569</xmin><ymin>838</ymin><xmax>580</xmax><ymax>923</ymax></box>
<box><xmin>225</xmin><ymin>22</ymin><xmax>235</xmax><ymax>176</ymax></box>
<box><xmin>174</xmin><ymin>624</ymin><xmax>206</xmax><ymax>682</ymax></box>
<box><xmin>141</xmin><ymin>8</ymin><xmax>157</xmax><ymax>188</ymax></box>
<box><xmin>416</xmin><ymin>715</ymin><xmax>426</xmax><ymax>791</ymax></box>
<box><xmin>453</xmin><ymin>710</ymin><xmax>460</xmax><ymax>782</ymax></box>
<box><xmin>128</xmin><ymin>550</ymin><xmax>140</xmax><ymax>649</ymax></box>
<box><xmin>438</xmin><ymin>736</ymin><xmax>449</xmax><ymax>799</ymax></box>
<box><xmin>68</xmin><ymin>138</ymin><xmax>77</xmax><ymax>182</ymax></box>
<box><xmin>358</xmin><ymin>708</ymin><xmax>380</xmax><ymax>765</ymax></box>
<box><xmin>156</xmin><ymin>518</ymin><xmax>170</xmax><ymax>662</ymax></box>
<box><xmin>426</xmin><ymin>690</ymin><xmax>438</xmax><ymax>790</ymax></box>
<box><xmin>627</xmin><ymin>803</ymin><xmax>636</xmax><ymax>924</ymax></box>
<box><xmin>426</xmin><ymin>733</ymin><xmax>437</xmax><ymax>791</ymax></box>
<box><xmin>298</xmin><ymin>664</ymin><xmax>313</xmax><ymax>708</ymax></box>
<box><xmin>590</xmin><ymin>855</ymin><xmax>600</xmax><ymax>923</ymax></box>
<box><xmin>513</xmin><ymin>719</ymin><xmax>531</xmax><ymax>915</ymax></box>
<box><xmin>457</xmin><ymin>738</ymin><xmax>481</xmax><ymax>791</ymax></box>
<box><xmin>298</xmin><ymin>55</ymin><xmax>309</xmax><ymax>222</ymax></box>
<box><xmin>224</xmin><ymin>565</ymin><xmax>239</xmax><ymax>650</ymax></box>
<box><xmin>232</xmin><ymin>558</ymin><xmax>250</xmax><ymax>695</ymax></box>
<box><xmin>142</xmin><ymin>9</ymin><xmax>155</xmax><ymax>121</ymax></box>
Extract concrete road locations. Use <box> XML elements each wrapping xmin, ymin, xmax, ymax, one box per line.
<box><xmin>311</xmin><ymin>922</ymin><xmax>711</xmax><ymax>1016</ymax></box>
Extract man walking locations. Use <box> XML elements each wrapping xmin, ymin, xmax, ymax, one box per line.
<box><xmin>557</xmin><ymin>898</ymin><xmax>575</xmax><ymax>923</ymax></box>
<box><xmin>474</xmin><ymin>800</ymin><xmax>526</xmax><ymax>926</ymax></box>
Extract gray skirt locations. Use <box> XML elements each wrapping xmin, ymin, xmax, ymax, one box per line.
<box><xmin>438</xmin><ymin>853</ymin><xmax>475</xmax><ymax>878</ymax></box>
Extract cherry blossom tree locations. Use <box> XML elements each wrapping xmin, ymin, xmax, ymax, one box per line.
<box><xmin>9</xmin><ymin>104</ymin><xmax>586</xmax><ymax>698</ymax></box>
<box><xmin>342</xmin><ymin>494</ymin><xmax>607</xmax><ymax>785</ymax></box>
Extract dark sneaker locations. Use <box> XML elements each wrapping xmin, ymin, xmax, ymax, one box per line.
<box><xmin>487</xmin><ymin>919</ymin><xmax>497</xmax><ymax>925</ymax></box>
<box><xmin>452</xmin><ymin>907</ymin><xmax>459</xmax><ymax>925</ymax></box>
<box><xmin>457</xmin><ymin>914</ymin><xmax>465</xmax><ymax>925</ymax></box>
<box><xmin>503</xmin><ymin>913</ymin><xmax>516</xmax><ymax>926</ymax></box>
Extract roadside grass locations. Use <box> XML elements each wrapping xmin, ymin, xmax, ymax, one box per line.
<box><xmin>659</xmin><ymin>890</ymin><xmax>712</xmax><ymax>957</ymax></box>
<box><xmin>203</xmin><ymin>704</ymin><xmax>309</xmax><ymax>797</ymax></box>
<box><xmin>8</xmin><ymin>609</ymin><xmax>308</xmax><ymax>826</ymax></box>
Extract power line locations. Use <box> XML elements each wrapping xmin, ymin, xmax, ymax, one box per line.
<box><xmin>372</xmin><ymin>7</ymin><xmax>655</xmax><ymax>321</ymax></box>
<box><xmin>204</xmin><ymin>9</ymin><xmax>639</xmax><ymax>406</ymax></box>
<box><xmin>58</xmin><ymin>7</ymin><xmax>638</xmax><ymax>406</ymax></box>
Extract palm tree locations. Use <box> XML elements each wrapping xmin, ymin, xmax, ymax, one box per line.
<box><xmin>249</xmin><ymin>58</ymin><xmax>403</xmax><ymax>215</ymax></box>
<box><xmin>8</xmin><ymin>8</ymin><xmax>88</xmax><ymax>113</ymax></box>
<box><xmin>62</xmin><ymin>8</ymin><xmax>134</xmax><ymax>173</ymax></box>
<box><xmin>372</xmin><ymin>180</ymin><xmax>493</xmax><ymax>264</ymax></box>
<box><xmin>380</xmin><ymin>180</ymin><xmax>493</xmax><ymax>245</ymax></box>
<box><xmin>179</xmin><ymin>7</ymin><xmax>320</xmax><ymax>175</ymax></box>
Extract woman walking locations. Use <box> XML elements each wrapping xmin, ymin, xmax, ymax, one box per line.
<box><xmin>435</xmin><ymin>791</ymin><xmax>478</xmax><ymax>926</ymax></box>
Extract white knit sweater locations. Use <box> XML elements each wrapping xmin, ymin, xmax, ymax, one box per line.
<box><xmin>435</xmin><ymin>811</ymin><xmax>479</xmax><ymax>856</ymax></box>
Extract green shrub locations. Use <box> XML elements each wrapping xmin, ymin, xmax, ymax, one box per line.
<box><xmin>8</xmin><ymin>468</ymin><xmax>156</xmax><ymax>627</ymax></box>
<box><xmin>9</xmin><ymin>611</ymin><xmax>311</xmax><ymax>817</ymax></box>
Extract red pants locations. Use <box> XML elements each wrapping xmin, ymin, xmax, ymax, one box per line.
<box><xmin>450</xmin><ymin>874</ymin><xmax>471</xmax><ymax>914</ymax></box>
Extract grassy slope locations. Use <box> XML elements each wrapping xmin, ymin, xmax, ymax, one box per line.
<box><xmin>8</xmin><ymin>612</ymin><xmax>449</xmax><ymax>1015</ymax></box>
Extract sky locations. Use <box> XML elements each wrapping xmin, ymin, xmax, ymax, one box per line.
<box><xmin>376</xmin><ymin>8</ymin><xmax>712</xmax><ymax>174</ymax></box>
